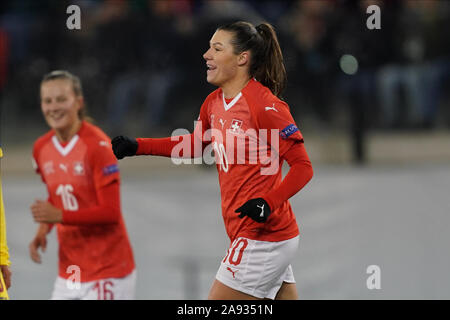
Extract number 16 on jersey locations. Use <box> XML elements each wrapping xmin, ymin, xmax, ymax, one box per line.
<box><xmin>56</xmin><ymin>184</ymin><xmax>79</xmax><ymax>211</ymax></box>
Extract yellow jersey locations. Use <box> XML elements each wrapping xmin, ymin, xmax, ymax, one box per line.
<box><xmin>0</xmin><ymin>146</ymin><xmax>10</xmax><ymax>300</ymax></box>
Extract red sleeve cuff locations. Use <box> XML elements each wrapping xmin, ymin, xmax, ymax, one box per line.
<box><xmin>264</xmin><ymin>196</ymin><xmax>276</xmax><ymax>213</ymax></box>
<box><xmin>136</xmin><ymin>138</ymin><xmax>153</xmax><ymax>155</ymax></box>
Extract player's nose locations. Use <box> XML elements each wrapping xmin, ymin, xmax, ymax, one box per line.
<box><xmin>43</xmin><ymin>102</ymin><xmax>61</xmax><ymax>114</ymax></box>
<box><xmin>203</xmin><ymin>48</ymin><xmax>212</xmax><ymax>61</ymax></box>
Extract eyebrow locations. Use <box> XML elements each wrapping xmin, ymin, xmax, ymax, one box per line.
<box><xmin>210</xmin><ymin>42</ymin><xmax>224</xmax><ymax>47</ymax></box>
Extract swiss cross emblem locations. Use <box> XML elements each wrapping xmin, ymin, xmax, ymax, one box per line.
<box><xmin>73</xmin><ymin>161</ymin><xmax>85</xmax><ymax>175</ymax></box>
<box><xmin>229</xmin><ymin>119</ymin><xmax>243</xmax><ymax>134</ymax></box>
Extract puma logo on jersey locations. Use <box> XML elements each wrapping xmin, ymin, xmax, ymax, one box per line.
<box><xmin>59</xmin><ymin>163</ymin><xmax>68</xmax><ymax>173</ymax></box>
<box><xmin>257</xmin><ymin>204</ymin><xmax>265</xmax><ymax>217</ymax></box>
<box><xmin>265</xmin><ymin>104</ymin><xmax>278</xmax><ymax>112</ymax></box>
<box><xmin>226</xmin><ymin>267</ymin><xmax>238</xmax><ymax>279</ymax></box>
<box><xmin>99</xmin><ymin>141</ymin><xmax>108</xmax><ymax>147</ymax></box>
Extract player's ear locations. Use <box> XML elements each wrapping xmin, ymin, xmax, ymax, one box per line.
<box><xmin>76</xmin><ymin>96</ymin><xmax>84</xmax><ymax>118</ymax></box>
<box><xmin>77</xmin><ymin>96</ymin><xmax>84</xmax><ymax>107</ymax></box>
<box><xmin>237</xmin><ymin>51</ymin><xmax>249</xmax><ymax>66</ymax></box>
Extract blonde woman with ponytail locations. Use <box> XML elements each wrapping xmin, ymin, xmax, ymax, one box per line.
<box><xmin>112</xmin><ymin>22</ymin><xmax>313</xmax><ymax>300</ymax></box>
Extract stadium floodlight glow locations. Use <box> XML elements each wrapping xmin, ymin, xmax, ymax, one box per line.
<box><xmin>339</xmin><ymin>54</ymin><xmax>359</xmax><ymax>75</ymax></box>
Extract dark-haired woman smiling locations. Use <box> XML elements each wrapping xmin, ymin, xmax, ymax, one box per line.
<box><xmin>112</xmin><ymin>21</ymin><xmax>313</xmax><ymax>300</ymax></box>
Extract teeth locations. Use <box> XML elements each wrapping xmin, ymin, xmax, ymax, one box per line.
<box><xmin>48</xmin><ymin>111</ymin><xmax>64</xmax><ymax>120</ymax></box>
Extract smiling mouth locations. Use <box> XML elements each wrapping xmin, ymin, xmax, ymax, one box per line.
<box><xmin>47</xmin><ymin>111</ymin><xmax>65</xmax><ymax>121</ymax></box>
<box><xmin>206</xmin><ymin>63</ymin><xmax>217</xmax><ymax>72</ymax></box>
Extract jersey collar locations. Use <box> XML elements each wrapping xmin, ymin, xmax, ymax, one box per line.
<box><xmin>221</xmin><ymin>79</ymin><xmax>258</xmax><ymax>111</ymax></box>
<box><xmin>222</xmin><ymin>91</ymin><xmax>242</xmax><ymax>111</ymax></box>
<box><xmin>52</xmin><ymin>134</ymin><xmax>80</xmax><ymax>157</ymax></box>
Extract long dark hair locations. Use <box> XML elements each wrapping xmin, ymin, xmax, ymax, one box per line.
<box><xmin>217</xmin><ymin>21</ymin><xmax>287</xmax><ymax>98</ymax></box>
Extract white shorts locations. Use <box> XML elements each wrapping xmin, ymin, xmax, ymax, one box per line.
<box><xmin>50</xmin><ymin>269</ymin><xmax>137</xmax><ymax>300</ymax></box>
<box><xmin>216</xmin><ymin>236</ymin><xmax>299</xmax><ymax>299</ymax></box>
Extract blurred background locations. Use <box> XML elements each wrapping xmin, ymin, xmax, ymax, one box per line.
<box><xmin>1</xmin><ymin>0</ymin><xmax>450</xmax><ymax>299</ymax></box>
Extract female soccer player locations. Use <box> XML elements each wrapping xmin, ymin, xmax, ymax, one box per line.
<box><xmin>29</xmin><ymin>70</ymin><xmax>136</xmax><ymax>300</ymax></box>
<box><xmin>112</xmin><ymin>21</ymin><xmax>313</xmax><ymax>300</ymax></box>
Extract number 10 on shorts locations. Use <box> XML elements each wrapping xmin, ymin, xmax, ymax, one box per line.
<box><xmin>223</xmin><ymin>238</ymin><xmax>249</xmax><ymax>266</ymax></box>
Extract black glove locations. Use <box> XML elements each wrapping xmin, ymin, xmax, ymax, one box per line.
<box><xmin>235</xmin><ymin>198</ymin><xmax>271</xmax><ymax>223</ymax></box>
<box><xmin>111</xmin><ymin>136</ymin><xmax>138</xmax><ymax>160</ymax></box>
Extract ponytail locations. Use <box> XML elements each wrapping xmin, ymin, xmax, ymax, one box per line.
<box><xmin>217</xmin><ymin>21</ymin><xmax>287</xmax><ymax>98</ymax></box>
<box><xmin>254</xmin><ymin>23</ymin><xmax>286</xmax><ymax>98</ymax></box>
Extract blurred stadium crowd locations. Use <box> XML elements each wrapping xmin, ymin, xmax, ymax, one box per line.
<box><xmin>0</xmin><ymin>0</ymin><xmax>449</xmax><ymax>145</ymax></box>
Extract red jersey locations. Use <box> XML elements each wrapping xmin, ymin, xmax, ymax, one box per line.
<box><xmin>196</xmin><ymin>79</ymin><xmax>304</xmax><ymax>242</ymax></box>
<box><xmin>32</xmin><ymin>121</ymin><xmax>135</xmax><ymax>282</ymax></box>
